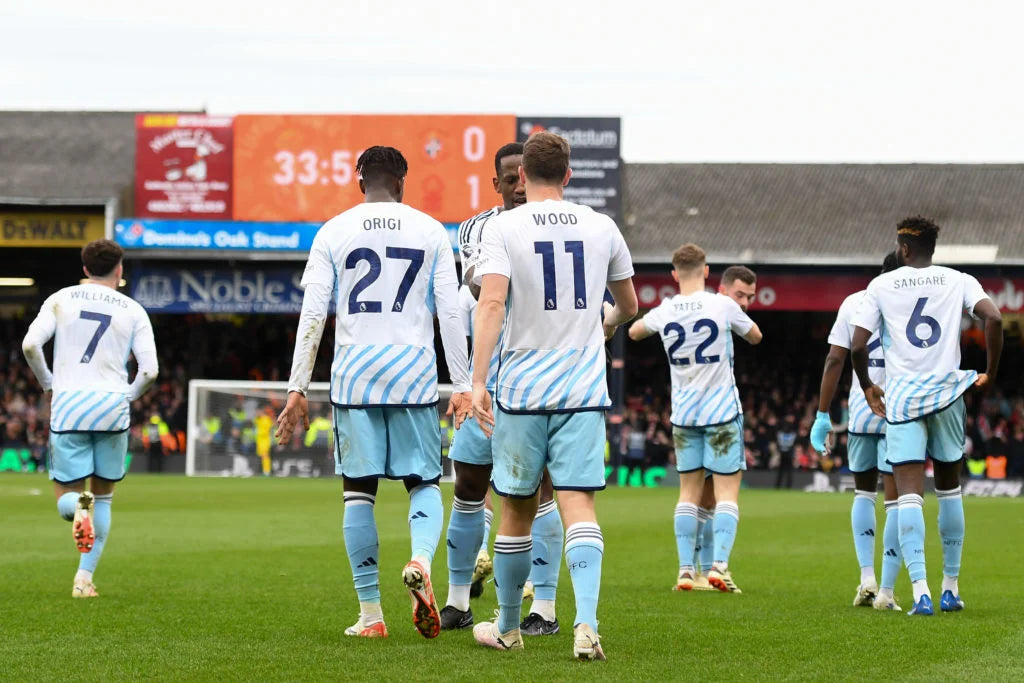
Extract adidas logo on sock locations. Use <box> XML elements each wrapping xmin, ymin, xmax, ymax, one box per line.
<box><xmin>357</xmin><ymin>557</ymin><xmax>378</xmax><ymax>568</ymax></box>
<box><xmin>447</xmin><ymin>539</ymin><xmax>457</xmax><ymax>549</ymax></box>
<box><xmin>885</xmin><ymin>548</ymin><xmax>898</xmax><ymax>558</ymax></box>
<box><xmin>411</xmin><ymin>511</ymin><xmax>429</xmax><ymax>519</ymax></box>
<box><xmin>532</xmin><ymin>557</ymin><xmax>549</xmax><ymax>566</ymax></box>
<box><xmin>861</xmin><ymin>529</ymin><xmax>875</xmax><ymax>537</ymax></box>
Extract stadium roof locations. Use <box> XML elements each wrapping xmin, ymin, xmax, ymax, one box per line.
<box><xmin>0</xmin><ymin>111</ymin><xmax>147</xmax><ymax>211</ymax></box>
<box><xmin>2</xmin><ymin>112</ymin><xmax>1023</xmax><ymax>265</ymax></box>
<box><xmin>622</xmin><ymin>164</ymin><xmax>1024</xmax><ymax>266</ymax></box>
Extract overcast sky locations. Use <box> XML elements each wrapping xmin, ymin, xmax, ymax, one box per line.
<box><xmin>4</xmin><ymin>0</ymin><xmax>1024</xmax><ymax>162</ymax></box>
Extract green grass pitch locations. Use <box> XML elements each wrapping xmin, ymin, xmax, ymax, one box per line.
<box><xmin>2</xmin><ymin>474</ymin><xmax>1022</xmax><ymax>681</ymax></box>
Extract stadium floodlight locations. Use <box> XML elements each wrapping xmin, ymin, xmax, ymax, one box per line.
<box><xmin>186</xmin><ymin>380</ymin><xmax>456</xmax><ymax>481</ymax></box>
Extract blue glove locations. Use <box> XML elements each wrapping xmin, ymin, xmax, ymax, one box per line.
<box><xmin>810</xmin><ymin>411</ymin><xmax>832</xmax><ymax>454</ymax></box>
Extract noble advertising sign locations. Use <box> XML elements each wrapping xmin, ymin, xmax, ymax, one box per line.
<box><xmin>135</xmin><ymin>114</ymin><xmax>233</xmax><ymax>219</ymax></box>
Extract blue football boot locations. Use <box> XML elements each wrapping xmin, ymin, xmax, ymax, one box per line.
<box><xmin>907</xmin><ymin>594</ymin><xmax>934</xmax><ymax>616</ymax></box>
<box><xmin>939</xmin><ymin>590</ymin><xmax>965</xmax><ymax>612</ymax></box>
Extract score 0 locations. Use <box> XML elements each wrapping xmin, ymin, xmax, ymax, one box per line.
<box><xmin>465</xmin><ymin>126</ymin><xmax>485</xmax><ymax>210</ymax></box>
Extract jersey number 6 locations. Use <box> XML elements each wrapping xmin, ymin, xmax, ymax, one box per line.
<box><xmin>906</xmin><ymin>297</ymin><xmax>941</xmax><ymax>348</ymax></box>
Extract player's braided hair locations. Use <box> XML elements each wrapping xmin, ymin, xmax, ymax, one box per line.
<box><xmin>494</xmin><ymin>142</ymin><xmax>524</xmax><ymax>176</ymax></box>
<box><xmin>896</xmin><ymin>215</ymin><xmax>940</xmax><ymax>257</ymax></box>
<box><xmin>356</xmin><ymin>146</ymin><xmax>408</xmax><ymax>185</ymax></box>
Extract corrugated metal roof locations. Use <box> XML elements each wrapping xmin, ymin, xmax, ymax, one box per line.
<box><xmin>622</xmin><ymin>164</ymin><xmax>1024</xmax><ymax>265</ymax></box>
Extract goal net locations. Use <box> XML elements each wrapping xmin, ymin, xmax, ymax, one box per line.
<box><xmin>186</xmin><ymin>380</ymin><xmax>456</xmax><ymax>480</ymax></box>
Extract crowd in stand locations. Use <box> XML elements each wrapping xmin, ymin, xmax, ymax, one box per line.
<box><xmin>2</xmin><ymin>314</ymin><xmax>1023</xmax><ymax>479</ymax></box>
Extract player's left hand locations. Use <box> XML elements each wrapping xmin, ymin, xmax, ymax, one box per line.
<box><xmin>810</xmin><ymin>411</ymin><xmax>832</xmax><ymax>454</ymax></box>
<box><xmin>275</xmin><ymin>391</ymin><xmax>309</xmax><ymax>445</ymax></box>
<box><xmin>447</xmin><ymin>391</ymin><xmax>473</xmax><ymax>429</ymax></box>
<box><xmin>973</xmin><ymin>373</ymin><xmax>990</xmax><ymax>389</ymax></box>
<box><xmin>472</xmin><ymin>384</ymin><xmax>495</xmax><ymax>438</ymax></box>
<box><xmin>863</xmin><ymin>384</ymin><xmax>886</xmax><ymax>418</ymax></box>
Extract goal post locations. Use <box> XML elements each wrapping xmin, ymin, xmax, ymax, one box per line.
<box><xmin>186</xmin><ymin>380</ymin><xmax>456</xmax><ymax>480</ymax></box>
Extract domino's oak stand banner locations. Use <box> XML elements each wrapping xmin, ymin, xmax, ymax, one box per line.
<box><xmin>517</xmin><ymin>117</ymin><xmax>622</xmax><ymax>222</ymax></box>
<box><xmin>129</xmin><ymin>267</ymin><xmax>318</xmax><ymax>314</ymax></box>
<box><xmin>115</xmin><ymin>219</ymin><xmax>463</xmax><ymax>253</ymax></box>
<box><xmin>114</xmin><ymin>219</ymin><xmax>321</xmax><ymax>252</ymax></box>
<box><xmin>135</xmin><ymin>114</ymin><xmax>234</xmax><ymax>219</ymax></box>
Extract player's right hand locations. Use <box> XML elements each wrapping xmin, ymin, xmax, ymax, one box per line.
<box><xmin>810</xmin><ymin>411</ymin><xmax>832</xmax><ymax>454</ymax></box>
<box><xmin>863</xmin><ymin>384</ymin><xmax>886</xmax><ymax>419</ymax></box>
<box><xmin>447</xmin><ymin>391</ymin><xmax>473</xmax><ymax>429</ymax></box>
<box><xmin>275</xmin><ymin>391</ymin><xmax>309</xmax><ymax>445</ymax></box>
<box><xmin>472</xmin><ymin>383</ymin><xmax>495</xmax><ymax>438</ymax></box>
<box><xmin>974</xmin><ymin>373</ymin><xmax>990</xmax><ymax>389</ymax></box>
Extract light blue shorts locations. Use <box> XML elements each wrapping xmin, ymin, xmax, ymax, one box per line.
<box><xmin>491</xmin><ymin>407</ymin><xmax>606</xmax><ymax>498</ymax></box>
<box><xmin>333</xmin><ymin>406</ymin><xmax>441</xmax><ymax>483</ymax></box>
<box><xmin>886</xmin><ymin>397</ymin><xmax>966</xmax><ymax>467</ymax></box>
<box><xmin>49</xmin><ymin>431</ymin><xmax>129</xmax><ymax>484</ymax></box>
<box><xmin>847</xmin><ymin>434</ymin><xmax>892</xmax><ymax>474</ymax></box>
<box><xmin>448</xmin><ymin>409</ymin><xmax>493</xmax><ymax>466</ymax></box>
<box><xmin>673</xmin><ymin>415</ymin><xmax>745</xmax><ymax>475</ymax></box>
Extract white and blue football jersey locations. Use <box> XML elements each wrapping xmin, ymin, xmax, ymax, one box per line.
<box><xmin>642</xmin><ymin>291</ymin><xmax>754</xmax><ymax>427</ymax></box>
<box><xmin>459</xmin><ymin>284</ymin><xmax>501</xmax><ymax>393</ymax></box>
<box><xmin>828</xmin><ymin>290</ymin><xmax>886</xmax><ymax>435</ymax></box>
<box><xmin>301</xmin><ymin>202</ymin><xmax>470</xmax><ymax>407</ymax></box>
<box><xmin>22</xmin><ymin>284</ymin><xmax>158</xmax><ymax>433</ymax></box>
<box><xmin>852</xmin><ymin>265</ymin><xmax>990</xmax><ymax>423</ymax></box>
<box><xmin>475</xmin><ymin>199</ymin><xmax>634</xmax><ymax>413</ymax></box>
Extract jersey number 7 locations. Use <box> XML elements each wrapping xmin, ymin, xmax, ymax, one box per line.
<box><xmin>79</xmin><ymin>310</ymin><xmax>112</xmax><ymax>363</ymax></box>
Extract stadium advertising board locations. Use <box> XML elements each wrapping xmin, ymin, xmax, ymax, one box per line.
<box><xmin>232</xmin><ymin>114</ymin><xmax>516</xmax><ymax>223</ymax></box>
<box><xmin>129</xmin><ymin>266</ymin><xmax>327</xmax><ymax>314</ymax></box>
<box><xmin>128</xmin><ymin>266</ymin><xmax>331</xmax><ymax>314</ymax></box>
<box><xmin>115</xmin><ymin>218</ymin><xmax>460</xmax><ymax>253</ymax></box>
<box><xmin>634</xmin><ymin>273</ymin><xmax>1024</xmax><ymax>312</ymax></box>
<box><xmin>135</xmin><ymin>114</ymin><xmax>233</xmax><ymax>219</ymax></box>
<box><xmin>517</xmin><ymin>116</ymin><xmax>622</xmax><ymax>222</ymax></box>
<box><xmin>115</xmin><ymin>218</ymin><xmax>320</xmax><ymax>252</ymax></box>
<box><xmin>1</xmin><ymin>212</ymin><xmax>105</xmax><ymax>247</ymax></box>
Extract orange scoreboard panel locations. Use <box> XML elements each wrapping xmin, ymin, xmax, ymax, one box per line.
<box><xmin>233</xmin><ymin>114</ymin><xmax>516</xmax><ymax>223</ymax></box>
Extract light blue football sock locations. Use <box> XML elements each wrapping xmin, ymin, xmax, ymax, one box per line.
<box><xmin>880</xmin><ymin>499</ymin><xmax>902</xmax><ymax>591</ymax></box>
<box><xmin>494</xmin><ymin>535</ymin><xmax>532</xmax><ymax>633</ymax></box>
<box><xmin>343</xmin><ymin>492</ymin><xmax>380</xmax><ymax>603</ymax></box>
<box><xmin>674</xmin><ymin>503</ymin><xmax>699</xmax><ymax>570</ymax></box>
<box><xmin>851</xmin><ymin>490</ymin><xmax>878</xmax><ymax>575</ymax></box>
<box><xmin>408</xmin><ymin>484</ymin><xmax>443</xmax><ymax>563</ymax></box>
<box><xmin>444</xmin><ymin>497</ymin><xmax>484</xmax><ymax>610</ymax></box>
<box><xmin>529</xmin><ymin>499</ymin><xmax>563</xmax><ymax>603</ymax></box>
<box><xmin>936</xmin><ymin>487</ymin><xmax>965</xmax><ymax>579</ymax></box>
<box><xmin>479</xmin><ymin>508</ymin><xmax>493</xmax><ymax>554</ymax></box>
<box><xmin>698</xmin><ymin>507</ymin><xmax>715</xmax><ymax>573</ymax></box>
<box><xmin>713</xmin><ymin>502</ymin><xmax>739</xmax><ymax>566</ymax></box>
<box><xmin>78</xmin><ymin>494</ymin><xmax>112</xmax><ymax>574</ymax></box>
<box><xmin>898</xmin><ymin>494</ymin><xmax>927</xmax><ymax>582</ymax></box>
<box><xmin>57</xmin><ymin>492</ymin><xmax>78</xmax><ymax>521</ymax></box>
<box><xmin>565</xmin><ymin>522</ymin><xmax>603</xmax><ymax>631</ymax></box>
